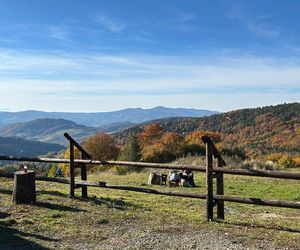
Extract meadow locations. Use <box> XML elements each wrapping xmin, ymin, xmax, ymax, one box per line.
<box><xmin>0</xmin><ymin>168</ymin><xmax>299</xmax><ymax>249</ymax></box>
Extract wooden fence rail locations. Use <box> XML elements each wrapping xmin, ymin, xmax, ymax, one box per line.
<box><xmin>1</xmin><ymin>133</ymin><xmax>300</xmax><ymax>221</ymax></box>
<box><xmin>1</xmin><ymin>172</ymin><xmax>300</xmax><ymax>210</ymax></box>
<box><xmin>1</xmin><ymin>155</ymin><xmax>300</xmax><ymax>179</ymax></box>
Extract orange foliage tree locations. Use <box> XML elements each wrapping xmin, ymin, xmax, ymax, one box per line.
<box><xmin>59</xmin><ymin>147</ymin><xmax>80</xmax><ymax>177</ymax></box>
<box><xmin>161</xmin><ymin>132</ymin><xmax>185</xmax><ymax>156</ymax></box>
<box><xmin>83</xmin><ymin>133</ymin><xmax>119</xmax><ymax>160</ymax></box>
<box><xmin>185</xmin><ymin>130</ymin><xmax>221</xmax><ymax>145</ymax></box>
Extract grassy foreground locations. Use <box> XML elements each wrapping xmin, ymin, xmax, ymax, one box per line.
<box><xmin>0</xmin><ymin>171</ymin><xmax>300</xmax><ymax>249</ymax></box>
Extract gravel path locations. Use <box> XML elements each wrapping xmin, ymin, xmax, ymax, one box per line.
<box><xmin>66</xmin><ymin>221</ymin><xmax>281</xmax><ymax>250</ymax></box>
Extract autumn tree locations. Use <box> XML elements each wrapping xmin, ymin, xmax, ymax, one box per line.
<box><xmin>161</xmin><ymin>132</ymin><xmax>185</xmax><ymax>156</ymax></box>
<box><xmin>140</xmin><ymin>143</ymin><xmax>174</xmax><ymax>162</ymax></box>
<box><xmin>59</xmin><ymin>147</ymin><xmax>80</xmax><ymax>177</ymax></box>
<box><xmin>185</xmin><ymin>130</ymin><xmax>221</xmax><ymax>145</ymax></box>
<box><xmin>47</xmin><ymin>164</ymin><xmax>58</xmax><ymax>177</ymax></box>
<box><xmin>138</xmin><ymin>123</ymin><xmax>166</xmax><ymax>162</ymax></box>
<box><xmin>138</xmin><ymin>123</ymin><xmax>188</xmax><ymax>162</ymax></box>
<box><xmin>83</xmin><ymin>133</ymin><xmax>119</xmax><ymax>160</ymax></box>
<box><xmin>138</xmin><ymin>123</ymin><xmax>164</xmax><ymax>147</ymax></box>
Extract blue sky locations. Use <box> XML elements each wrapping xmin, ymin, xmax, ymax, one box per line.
<box><xmin>0</xmin><ymin>0</ymin><xmax>299</xmax><ymax>112</ymax></box>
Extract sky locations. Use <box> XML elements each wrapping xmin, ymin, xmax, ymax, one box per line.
<box><xmin>0</xmin><ymin>0</ymin><xmax>299</xmax><ymax>112</ymax></box>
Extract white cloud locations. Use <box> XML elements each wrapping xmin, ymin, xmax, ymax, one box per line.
<box><xmin>0</xmin><ymin>48</ymin><xmax>299</xmax><ymax>111</ymax></box>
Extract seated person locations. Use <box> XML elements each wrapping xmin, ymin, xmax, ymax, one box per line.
<box><xmin>179</xmin><ymin>169</ymin><xmax>196</xmax><ymax>187</ymax></box>
<box><xmin>169</xmin><ymin>170</ymin><xmax>180</xmax><ymax>186</ymax></box>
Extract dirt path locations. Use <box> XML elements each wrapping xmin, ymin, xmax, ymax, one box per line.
<box><xmin>55</xmin><ymin>221</ymin><xmax>279</xmax><ymax>250</ymax></box>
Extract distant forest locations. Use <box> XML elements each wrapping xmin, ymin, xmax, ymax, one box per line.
<box><xmin>114</xmin><ymin>103</ymin><xmax>300</xmax><ymax>158</ymax></box>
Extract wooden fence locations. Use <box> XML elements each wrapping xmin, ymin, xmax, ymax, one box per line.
<box><xmin>0</xmin><ymin>133</ymin><xmax>300</xmax><ymax>221</ymax></box>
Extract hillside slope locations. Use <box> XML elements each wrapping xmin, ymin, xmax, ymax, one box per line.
<box><xmin>0</xmin><ymin>118</ymin><xmax>135</xmax><ymax>146</ymax></box>
<box><xmin>0</xmin><ymin>107</ymin><xmax>219</xmax><ymax>127</ymax></box>
<box><xmin>0</xmin><ymin>118</ymin><xmax>99</xmax><ymax>146</ymax></box>
<box><xmin>114</xmin><ymin>103</ymin><xmax>300</xmax><ymax>157</ymax></box>
<box><xmin>0</xmin><ymin>136</ymin><xmax>65</xmax><ymax>157</ymax></box>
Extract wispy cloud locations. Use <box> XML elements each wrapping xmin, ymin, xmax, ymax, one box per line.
<box><xmin>0</xmin><ymin>48</ymin><xmax>299</xmax><ymax>111</ymax></box>
<box><xmin>95</xmin><ymin>14</ymin><xmax>127</xmax><ymax>32</ymax></box>
<box><xmin>48</xmin><ymin>26</ymin><xmax>73</xmax><ymax>43</ymax></box>
<box><xmin>0</xmin><ymin>38</ymin><xmax>19</xmax><ymax>44</ymax></box>
<box><xmin>154</xmin><ymin>11</ymin><xmax>197</xmax><ymax>32</ymax></box>
<box><xmin>228</xmin><ymin>8</ymin><xmax>280</xmax><ymax>39</ymax></box>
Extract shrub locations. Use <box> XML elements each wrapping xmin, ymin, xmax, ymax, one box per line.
<box><xmin>47</xmin><ymin>165</ymin><xmax>58</xmax><ymax>177</ymax></box>
<box><xmin>278</xmin><ymin>156</ymin><xmax>297</xmax><ymax>169</ymax></box>
<box><xmin>292</xmin><ymin>156</ymin><xmax>300</xmax><ymax>168</ymax></box>
<box><xmin>182</xmin><ymin>144</ymin><xmax>205</xmax><ymax>156</ymax></box>
<box><xmin>220</xmin><ymin>147</ymin><xmax>246</xmax><ymax>160</ymax></box>
<box><xmin>242</xmin><ymin>160</ymin><xmax>274</xmax><ymax>170</ymax></box>
<box><xmin>265</xmin><ymin>153</ymin><xmax>284</xmax><ymax>163</ymax></box>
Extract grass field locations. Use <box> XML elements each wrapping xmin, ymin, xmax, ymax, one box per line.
<box><xmin>0</xmin><ymin>170</ymin><xmax>300</xmax><ymax>249</ymax></box>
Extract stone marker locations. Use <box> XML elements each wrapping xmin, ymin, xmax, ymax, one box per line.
<box><xmin>12</xmin><ymin>170</ymin><xmax>36</xmax><ymax>204</ymax></box>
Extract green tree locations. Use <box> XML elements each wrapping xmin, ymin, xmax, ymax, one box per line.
<box><xmin>120</xmin><ymin>135</ymin><xmax>141</xmax><ymax>162</ymax></box>
<box><xmin>115</xmin><ymin>135</ymin><xmax>141</xmax><ymax>174</ymax></box>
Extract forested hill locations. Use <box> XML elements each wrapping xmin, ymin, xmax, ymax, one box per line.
<box><xmin>0</xmin><ymin>136</ymin><xmax>65</xmax><ymax>157</ymax></box>
<box><xmin>0</xmin><ymin>118</ymin><xmax>99</xmax><ymax>146</ymax></box>
<box><xmin>114</xmin><ymin>103</ymin><xmax>300</xmax><ymax>157</ymax></box>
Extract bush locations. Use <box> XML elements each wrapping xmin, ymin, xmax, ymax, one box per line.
<box><xmin>292</xmin><ymin>156</ymin><xmax>300</xmax><ymax>168</ymax></box>
<box><xmin>278</xmin><ymin>156</ymin><xmax>296</xmax><ymax>169</ymax></box>
<box><xmin>114</xmin><ymin>165</ymin><xmax>131</xmax><ymax>175</ymax></box>
<box><xmin>265</xmin><ymin>153</ymin><xmax>284</xmax><ymax>162</ymax></box>
<box><xmin>242</xmin><ymin>160</ymin><xmax>274</xmax><ymax>170</ymax></box>
<box><xmin>47</xmin><ymin>165</ymin><xmax>58</xmax><ymax>177</ymax></box>
<box><xmin>182</xmin><ymin>144</ymin><xmax>205</xmax><ymax>156</ymax></box>
<box><xmin>220</xmin><ymin>147</ymin><xmax>246</xmax><ymax>160</ymax></box>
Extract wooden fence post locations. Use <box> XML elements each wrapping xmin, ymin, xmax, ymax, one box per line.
<box><xmin>216</xmin><ymin>158</ymin><xmax>224</xmax><ymax>220</ymax></box>
<box><xmin>205</xmin><ymin>140</ymin><xmax>214</xmax><ymax>221</ymax></box>
<box><xmin>69</xmin><ymin>143</ymin><xmax>75</xmax><ymax>197</ymax></box>
<box><xmin>80</xmin><ymin>152</ymin><xmax>88</xmax><ymax>199</ymax></box>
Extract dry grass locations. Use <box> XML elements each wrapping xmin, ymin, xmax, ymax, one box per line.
<box><xmin>0</xmin><ymin>171</ymin><xmax>300</xmax><ymax>249</ymax></box>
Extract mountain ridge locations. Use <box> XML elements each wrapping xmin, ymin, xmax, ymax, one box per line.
<box><xmin>0</xmin><ymin>107</ymin><xmax>219</xmax><ymax>127</ymax></box>
<box><xmin>114</xmin><ymin>102</ymin><xmax>300</xmax><ymax>157</ymax></box>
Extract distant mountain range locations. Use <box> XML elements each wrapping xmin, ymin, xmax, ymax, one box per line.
<box><xmin>0</xmin><ymin>107</ymin><xmax>219</xmax><ymax>127</ymax></box>
<box><xmin>0</xmin><ymin>103</ymin><xmax>298</xmax><ymax>159</ymax></box>
<box><xmin>114</xmin><ymin>103</ymin><xmax>300</xmax><ymax>157</ymax></box>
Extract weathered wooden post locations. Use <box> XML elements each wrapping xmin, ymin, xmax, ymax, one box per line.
<box><xmin>13</xmin><ymin>170</ymin><xmax>36</xmax><ymax>204</ymax></box>
<box><xmin>69</xmin><ymin>143</ymin><xmax>75</xmax><ymax>197</ymax></box>
<box><xmin>216</xmin><ymin>157</ymin><xmax>225</xmax><ymax>220</ymax></box>
<box><xmin>80</xmin><ymin>152</ymin><xmax>88</xmax><ymax>199</ymax></box>
<box><xmin>202</xmin><ymin>136</ymin><xmax>214</xmax><ymax>221</ymax></box>
<box><xmin>64</xmin><ymin>132</ymin><xmax>91</xmax><ymax>199</ymax></box>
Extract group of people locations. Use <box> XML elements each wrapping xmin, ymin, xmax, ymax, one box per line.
<box><xmin>169</xmin><ymin>169</ymin><xmax>196</xmax><ymax>187</ymax></box>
